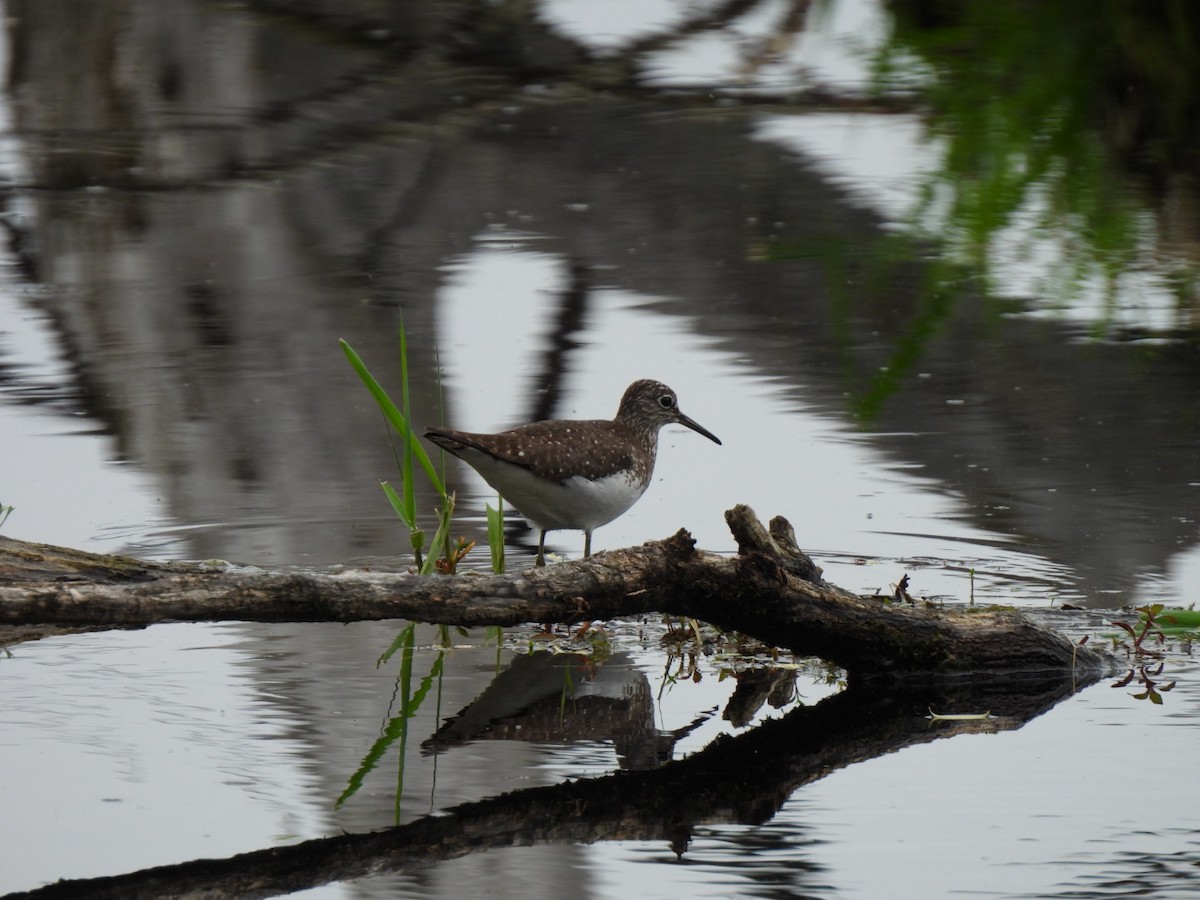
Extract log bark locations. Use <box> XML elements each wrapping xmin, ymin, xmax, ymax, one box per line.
<box><xmin>0</xmin><ymin>505</ymin><xmax>1112</xmax><ymax>679</ymax></box>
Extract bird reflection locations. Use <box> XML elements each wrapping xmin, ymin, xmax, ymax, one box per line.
<box><xmin>422</xmin><ymin>651</ymin><xmax>708</xmax><ymax>770</ymax></box>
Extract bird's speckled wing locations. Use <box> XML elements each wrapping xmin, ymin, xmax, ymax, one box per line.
<box><xmin>426</xmin><ymin>419</ymin><xmax>640</xmax><ymax>483</ymax></box>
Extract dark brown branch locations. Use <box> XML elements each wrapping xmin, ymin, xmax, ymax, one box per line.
<box><xmin>0</xmin><ymin>506</ymin><xmax>1113</xmax><ymax>679</ymax></box>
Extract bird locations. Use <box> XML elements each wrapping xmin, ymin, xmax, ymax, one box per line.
<box><xmin>425</xmin><ymin>379</ymin><xmax>721</xmax><ymax>566</ymax></box>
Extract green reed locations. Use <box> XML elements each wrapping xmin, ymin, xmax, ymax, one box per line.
<box><xmin>340</xmin><ymin>330</ymin><xmax>506</xmax><ymax>574</ymax></box>
<box><xmin>335</xmin><ymin>623</ymin><xmax>450</xmax><ymax>821</ymax></box>
<box><xmin>486</xmin><ymin>498</ymin><xmax>505</xmax><ymax>573</ymax></box>
<box><xmin>339</xmin><ymin>335</ymin><xmax>456</xmax><ymax>573</ymax></box>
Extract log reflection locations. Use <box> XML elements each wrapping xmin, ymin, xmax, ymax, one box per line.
<box><xmin>18</xmin><ymin>671</ymin><xmax>1096</xmax><ymax>900</ymax></box>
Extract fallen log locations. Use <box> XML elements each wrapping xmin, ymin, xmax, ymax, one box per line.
<box><xmin>0</xmin><ymin>505</ymin><xmax>1111</xmax><ymax>679</ymax></box>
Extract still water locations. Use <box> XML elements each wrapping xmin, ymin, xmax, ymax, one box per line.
<box><xmin>3</xmin><ymin>0</ymin><xmax>1200</xmax><ymax>896</ymax></box>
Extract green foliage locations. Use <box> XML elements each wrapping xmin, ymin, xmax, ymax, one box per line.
<box><xmin>486</xmin><ymin>498</ymin><xmax>505</xmax><ymax>574</ymax></box>
<box><xmin>341</xmin><ymin>326</ymin><xmax>506</xmax><ymax>574</ymax></box>
<box><xmin>760</xmin><ymin>7</ymin><xmax>1200</xmax><ymax>427</ymax></box>
<box><xmin>851</xmin><ymin>252</ymin><xmax>967</xmax><ymax>420</ymax></box>
<box><xmin>336</xmin><ymin>624</ymin><xmax>447</xmax><ymax>820</ymax></box>
<box><xmin>340</xmin><ymin>335</ymin><xmax>463</xmax><ymax>574</ymax></box>
<box><xmin>876</xmin><ymin>1</ymin><xmax>1199</xmax><ymax>314</ymax></box>
<box><xmin>339</xmin><ymin>337</ymin><xmax>444</xmax><ymax>496</ymax></box>
<box><xmin>0</xmin><ymin>502</ymin><xmax>11</xmax><ymax>531</ymax></box>
<box><xmin>1144</xmin><ymin>607</ymin><xmax>1200</xmax><ymax>635</ymax></box>
<box><xmin>792</xmin><ymin>3</ymin><xmax>1200</xmax><ymax>421</ymax></box>
<box><xmin>486</xmin><ymin>625</ymin><xmax>505</xmax><ymax>671</ymax></box>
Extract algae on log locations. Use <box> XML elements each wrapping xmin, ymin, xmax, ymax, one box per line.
<box><xmin>0</xmin><ymin>505</ymin><xmax>1110</xmax><ymax>679</ymax></box>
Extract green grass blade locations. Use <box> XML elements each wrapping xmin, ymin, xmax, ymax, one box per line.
<box><xmin>336</xmin><ymin>625</ymin><xmax>416</xmax><ymax>809</ymax></box>
<box><xmin>486</xmin><ymin>497</ymin><xmax>505</xmax><ymax>574</ymax></box>
<box><xmin>339</xmin><ymin>338</ymin><xmax>445</xmax><ymax>496</ymax></box>
<box><xmin>405</xmin><ymin>650</ymin><xmax>444</xmax><ymax>717</ymax></box>
<box><xmin>393</xmin><ymin>623</ymin><xmax>415</xmax><ymax>823</ymax></box>
<box><xmin>397</xmin><ymin>318</ymin><xmax>417</xmax><ymax>523</ymax></box>
<box><xmin>377</xmin><ymin>622</ymin><xmax>416</xmax><ymax>668</ymax></box>
<box><xmin>334</xmin><ymin>704</ymin><xmax>407</xmax><ymax>809</ymax></box>
<box><xmin>380</xmin><ymin>481</ymin><xmax>416</xmax><ymax>530</ymax></box>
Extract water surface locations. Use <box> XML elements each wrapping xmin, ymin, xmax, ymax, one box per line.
<box><xmin>3</xmin><ymin>0</ymin><xmax>1200</xmax><ymax>896</ymax></box>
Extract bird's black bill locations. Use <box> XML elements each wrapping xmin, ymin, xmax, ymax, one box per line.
<box><xmin>677</xmin><ymin>412</ymin><xmax>721</xmax><ymax>445</ymax></box>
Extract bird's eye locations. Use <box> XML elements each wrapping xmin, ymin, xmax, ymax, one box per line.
<box><xmin>658</xmin><ymin>394</ymin><xmax>675</xmax><ymax>409</ymax></box>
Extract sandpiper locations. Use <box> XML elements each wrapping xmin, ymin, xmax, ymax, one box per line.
<box><xmin>425</xmin><ymin>379</ymin><xmax>721</xmax><ymax>565</ymax></box>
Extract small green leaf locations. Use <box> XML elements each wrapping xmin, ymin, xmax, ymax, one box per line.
<box><xmin>381</xmin><ymin>481</ymin><xmax>416</xmax><ymax>530</ymax></box>
<box><xmin>377</xmin><ymin>623</ymin><xmax>416</xmax><ymax>668</ymax></box>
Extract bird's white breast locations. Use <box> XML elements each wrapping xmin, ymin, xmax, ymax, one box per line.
<box><xmin>451</xmin><ymin>447</ymin><xmax>649</xmax><ymax>532</ymax></box>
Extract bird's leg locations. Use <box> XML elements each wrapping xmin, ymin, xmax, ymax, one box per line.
<box><xmin>583</xmin><ymin>530</ymin><xmax>592</xmax><ymax>559</ymax></box>
<box><xmin>536</xmin><ymin>530</ymin><xmax>547</xmax><ymax>567</ymax></box>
